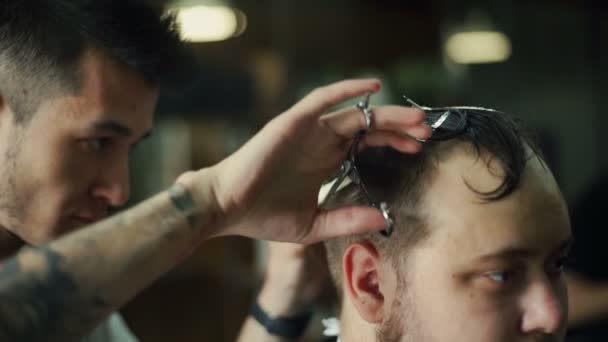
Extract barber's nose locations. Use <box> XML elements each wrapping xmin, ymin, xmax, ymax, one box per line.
<box><xmin>92</xmin><ymin>161</ymin><xmax>131</xmax><ymax>207</ymax></box>
<box><xmin>520</xmin><ymin>279</ymin><xmax>566</xmax><ymax>335</ymax></box>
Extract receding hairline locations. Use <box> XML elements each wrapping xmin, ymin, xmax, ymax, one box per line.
<box><xmin>323</xmin><ymin>138</ymin><xmax>548</xmax><ymax>298</ymax></box>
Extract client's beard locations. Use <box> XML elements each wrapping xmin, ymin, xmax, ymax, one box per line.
<box><xmin>376</xmin><ymin>303</ymin><xmax>404</xmax><ymax>342</ymax></box>
<box><xmin>376</xmin><ymin>280</ymin><xmax>424</xmax><ymax>342</ymax></box>
<box><xmin>375</xmin><ymin>288</ymin><xmax>563</xmax><ymax>342</ymax></box>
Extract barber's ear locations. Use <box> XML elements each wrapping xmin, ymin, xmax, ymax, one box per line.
<box><xmin>0</xmin><ymin>93</ymin><xmax>13</xmax><ymax>124</ymax></box>
<box><xmin>0</xmin><ymin>93</ymin><xmax>9</xmax><ymax>119</ymax></box>
<box><xmin>343</xmin><ymin>242</ymin><xmax>384</xmax><ymax>323</ymax></box>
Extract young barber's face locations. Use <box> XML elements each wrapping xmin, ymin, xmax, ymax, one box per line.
<box><xmin>389</xmin><ymin>151</ymin><xmax>571</xmax><ymax>342</ymax></box>
<box><xmin>0</xmin><ymin>49</ymin><xmax>158</xmax><ymax>245</ymax></box>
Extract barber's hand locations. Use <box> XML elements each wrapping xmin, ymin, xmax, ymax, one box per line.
<box><xmin>257</xmin><ymin>241</ymin><xmax>330</xmax><ymax>317</ymax></box>
<box><xmin>183</xmin><ymin>79</ymin><xmax>430</xmax><ymax>243</ymax></box>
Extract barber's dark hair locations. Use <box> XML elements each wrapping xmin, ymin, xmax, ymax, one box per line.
<box><xmin>323</xmin><ymin>107</ymin><xmax>542</xmax><ymax>293</ymax></box>
<box><xmin>0</xmin><ymin>0</ymin><xmax>192</xmax><ymax>122</ymax></box>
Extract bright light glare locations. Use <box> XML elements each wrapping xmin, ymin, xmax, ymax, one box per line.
<box><xmin>177</xmin><ymin>6</ymin><xmax>240</xmax><ymax>42</ymax></box>
<box><xmin>445</xmin><ymin>31</ymin><xmax>512</xmax><ymax>64</ymax></box>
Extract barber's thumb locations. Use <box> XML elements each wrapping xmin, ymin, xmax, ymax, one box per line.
<box><xmin>304</xmin><ymin>206</ymin><xmax>386</xmax><ymax>244</ymax></box>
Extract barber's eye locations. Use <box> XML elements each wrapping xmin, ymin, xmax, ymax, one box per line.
<box><xmin>85</xmin><ymin>138</ymin><xmax>112</xmax><ymax>152</ymax></box>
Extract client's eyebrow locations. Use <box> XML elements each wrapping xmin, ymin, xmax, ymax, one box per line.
<box><xmin>476</xmin><ymin>237</ymin><xmax>574</xmax><ymax>262</ymax></box>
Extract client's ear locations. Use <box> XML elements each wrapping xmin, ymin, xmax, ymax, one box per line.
<box><xmin>343</xmin><ymin>242</ymin><xmax>385</xmax><ymax>323</ymax></box>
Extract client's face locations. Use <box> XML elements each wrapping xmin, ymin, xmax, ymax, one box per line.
<box><xmin>386</xmin><ymin>151</ymin><xmax>571</xmax><ymax>342</ymax></box>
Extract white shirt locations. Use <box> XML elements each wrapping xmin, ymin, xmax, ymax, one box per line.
<box><xmin>322</xmin><ymin>317</ymin><xmax>341</xmax><ymax>342</ymax></box>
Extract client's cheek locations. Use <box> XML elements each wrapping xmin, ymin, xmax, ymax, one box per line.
<box><xmin>451</xmin><ymin>272</ymin><xmax>525</xmax><ymax>317</ymax></box>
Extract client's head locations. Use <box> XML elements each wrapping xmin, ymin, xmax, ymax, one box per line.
<box><xmin>322</xmin><ymin>108</ymin><xmax>572</xmax><ymax>342</ymax></box>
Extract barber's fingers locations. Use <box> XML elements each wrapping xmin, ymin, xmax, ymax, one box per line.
<box><xmin>290</xmin><ymin>79</ymin><xmax>381</xmax><ymax>116</ymax></box>
<box><xmin>320</xmin><ymin>105</ymin><xmax>431</xmax><ymax>141</ymax></box>
<box><xmin>362</xmin><ymin>130</ymin><xmax>423</xmax><ymax>153</ymax></box>
<box><xmin>302</xmin><ymin>206</ymin><xmax>386</xmax><ymax>243</ymax></box>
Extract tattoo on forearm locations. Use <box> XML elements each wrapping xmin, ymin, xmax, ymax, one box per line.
<box><xmin>0</xmin><ymin>186</ymin><xmax>201</xmax><ymax>341</ymax></box>
<box><xmin>168</xmin><ymin>183</ymin><xmax>198</xmax><ymax>228</ymax></box>
<box><xmin>0</xmin><ymin>247</ymin><xmax>109</xmax><ymax>341</ymax></box>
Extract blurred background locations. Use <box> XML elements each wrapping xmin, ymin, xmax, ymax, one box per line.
<box><xmin>121</xmin><ymin>0</ymin><xmax>608</xmax><ymax>340</ymax></box>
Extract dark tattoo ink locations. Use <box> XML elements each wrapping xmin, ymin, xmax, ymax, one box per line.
<box><xmin>168</xmin><ymin>183</ymin><xmax>198</xmax><ymax>228</ymax></box>
<box><xmin>0</xmin><ymin>247</ymin><xmax>109</xmax><ymax>341</ymax></box>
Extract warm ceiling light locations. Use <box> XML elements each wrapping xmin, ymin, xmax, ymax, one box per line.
<box><xmin>176</xmin><ymin>5</ymin><xmax>245</xmax><ymax>42</ymax></box>
<box><xmin>445</xmin><ymin>31</ymin><xmax>512</xmax><ymax>64</ymax></box>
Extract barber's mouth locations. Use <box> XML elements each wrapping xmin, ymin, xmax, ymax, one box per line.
<box><xmin>70</xmin><ymin>216</ymin><xmax>103</xmax><ymax>226</ymax></box>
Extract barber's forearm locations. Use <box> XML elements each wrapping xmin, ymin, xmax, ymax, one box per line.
<box><xmin>0</xmin><ymin>169</ymin><xmax>219</xmax><ymax>342</ymax></box>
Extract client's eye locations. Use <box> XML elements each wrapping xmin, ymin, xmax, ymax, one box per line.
<box><xmin>486</xmin><ymin>271</ymin><xmax>512</xmax><ymax>284</ymax></box>
<box><xmin>482</xmin><ymin>268</ymin><xmax>524</xmax><ymax>289</ymax></box>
